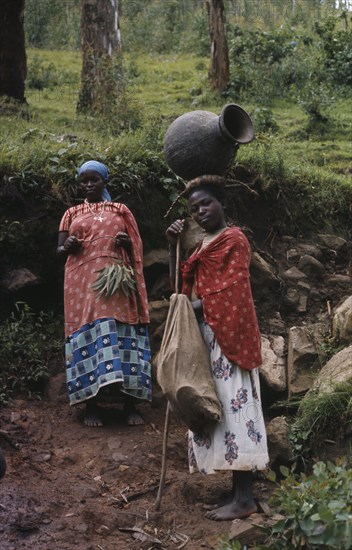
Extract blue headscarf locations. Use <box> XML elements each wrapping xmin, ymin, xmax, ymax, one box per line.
<box><xmin>77</xmin><ymin>160</ymin><xmax>112</xmax><ymax>201</ymax></box>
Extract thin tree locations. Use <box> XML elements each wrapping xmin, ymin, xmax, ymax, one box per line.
<box><xmin>77</xmin><ymin>0</ymin><xmax>122</xmax><ymax>114</ymax></box>
<box><xmin>206</xmin><ymin>0</ymin><xmax>229</xmax><ymax>94</ymax></box>
<box><xmin>0</xmin><ymin>0</ymin><xmax>27</xmax><ymax>102</ymax></box>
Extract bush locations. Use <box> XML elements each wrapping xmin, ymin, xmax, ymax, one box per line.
<box><xmin>263</xmin><ymin>461</ymin><xmax>352</xmax><ymax>549</ymax></box>
<box><xmin>289</xmin><ymin>381</ymin><xmax>352</xmax><ymax>461</ymax></box>
<box><xmin>0</xmin><ymin>303</ymin><xmax>62</xmax><ymax>404</ymax></box>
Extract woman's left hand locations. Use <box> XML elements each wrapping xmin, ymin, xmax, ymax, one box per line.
<box><xmin>116</xmin><ymin>232</ymin><xmax>131</xmax><ymax>249</ymax></box>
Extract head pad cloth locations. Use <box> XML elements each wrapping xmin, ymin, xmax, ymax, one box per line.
<box><xmin>77</xmin><ymin>160</ymin><xmax>111</xmax><ymax>201</ymax></box>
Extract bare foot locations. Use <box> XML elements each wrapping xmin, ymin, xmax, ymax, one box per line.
<box><xmin>84</xmin><ymin>402</ymin><xmax>103</xmax><ymax>427</ymax></box>
<box><xmin>205</xmin><ymin>500</ymin><xmax>257</xmax><ymax>521</ymax></box>
<box><xmin>126</xmin><ymin>410</ymin><xmax>144</xmax><ymax>426</ymax></box>
<box><xmin>203</xmin><ymin>493</ymin><xmax>232</xmax><ymax>510</ymax></box>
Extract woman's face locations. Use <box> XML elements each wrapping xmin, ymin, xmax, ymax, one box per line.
<box><xmin>79</xmin><ymin>170</ymin><xmax>105</xmax><ymax>202</ymax></box>
<box><xmin>188</xmin><ymin>188</ymin><xmax>226</xmax><ymax>232</ymax></box>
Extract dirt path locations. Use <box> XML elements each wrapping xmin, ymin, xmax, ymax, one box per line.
<box><xmin>0</xmin><ymin>396</ymin><xmax>272</xmax><ymax>549</ymax></box>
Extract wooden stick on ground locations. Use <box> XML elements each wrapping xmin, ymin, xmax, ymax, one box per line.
<box><xmin>155</xmin><ymin>237</ymin><xmax>181</xmax><ymax>511</ymax></box>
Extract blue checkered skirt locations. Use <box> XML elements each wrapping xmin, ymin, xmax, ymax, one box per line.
<box><xmin>65</xmin><ymin>318</ymin><xmax>152</xmax><ymax>405</ymax></box>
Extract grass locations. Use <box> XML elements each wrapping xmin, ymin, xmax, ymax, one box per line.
<box><xmin>0</xmin><ymin>47</ymin><xmax>351</xmax><ymax>232</ymax></box>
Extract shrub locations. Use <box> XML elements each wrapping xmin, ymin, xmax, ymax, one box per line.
<box><xmin>262</xmin><ymin>461</ymin><xmax>352</xmax><ymax>549</ymax></box>
<box><xmin>0</xmin><ymin>303</ymin><xmax>62</xmax><ymax>404</ymax></box>
<box><xmin>289</xmin><ymin>381</ymin><xmax>352</xmax><ymax>461</ymax></box>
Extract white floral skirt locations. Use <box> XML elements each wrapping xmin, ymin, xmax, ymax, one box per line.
<box><xmin>188</xmin><ymin>322</ymin><xmax>269</xmax><ymax>474</ymax></box>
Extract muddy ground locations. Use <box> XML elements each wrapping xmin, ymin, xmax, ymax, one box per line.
<box><xmin>0</xmin><ymin>392</ymin><xmax>273</xmax><ymax>550</ymax></box>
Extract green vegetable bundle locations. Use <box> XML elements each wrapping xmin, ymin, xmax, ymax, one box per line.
<box><xmin>91</xmin><ymin>260</ymin><xmax>136</xmax><ymax>300</ymax></box>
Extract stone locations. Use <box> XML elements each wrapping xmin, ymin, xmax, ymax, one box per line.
<box><xmin>250</xmin><ymin>252</ymin><xmax>281</xmax><ymax>310</ymax></box>
<box><xmin>311</xmin><ymin>344</ymin><xmax>352</xmax><ymax>393</ymax></box>
<box><xmin>2</xmin><ymin>268</ymin><xmax>41</xmax><ymax>292</ymax></box>
<box><xmin>318</xmin><ymin>234</ymin><xmax>348</xmax><ymax>252</ymax></box>
<box><xmin>143</xmin><ymin>249</ymin><xmax>169</xmax><ymax>268</ymax></box>
<box><xmin>298</xmin><ymin>255</ymin><xmax>325</xmax><ymax>279</ymax></box>
<box><xmin>282</xmin><ymin>267</ymin><xmax>307</xmax><ymax>281</ymax></box>
<box><xmin>267</xmin><ymin>313</ymin><xmax>286</xmax><ymax>334</ymax></box>
<box><xmin>327</xmin><ymin>275</ymin><xmax>352</xmax><ymax>286</ymax></box>
<box><xmin>287</xmin><ymin>326</ymin><xmax>319</xmax><ymax>396</ymax></box>
<box><xmin>298</xmin><ymin>244</ymin><xmax>323</xmax><ymax>260</ymax></box>
<box><xmin>260</xmin><ymin>336</ymin><xmax>286</xmax><ymax>391</ymax></box>
<box><xmin>286</xmin><ymin>248</ymin><xmax>300</xmax><ymax>262</ymax></box>
<box><xmin>266</xmin><ymin>416</ymin><xmax>292</xmax><ymax>464</ymax></box>
<box><xmin>180</xmin><ymin>218</ymin><xmax>205</xmax><ymax>257</ymax></box>
<box><xmin>284</xmin><ymin>287</ymin><xmax>300</xmax><ymax>306</ymax></box>
<box><xmin>297</xmin><ymin>293</ymin><xmax>308</xmax><ymax>314</ymax></box>
<box><xmin>148</xmin><ymin>300</ymin><xmax>170</xmax><ymax>326</ymax></box>
<box><xmin>148</xmin><ymin>273</ymin><xmax>171</xmax><ymax>300</ymax></box>
<box><xmin>332</xmin><ymin>296</ymin><xmax>352</xmax><ymax>343</ymax></box>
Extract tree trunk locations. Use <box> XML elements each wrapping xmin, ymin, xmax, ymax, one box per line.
<box><xmin>206</xmin><ymin>0</ymin><xmax>229</xmax><ymax>94</ymax></box>
<box><xmin>0</xmin><ymin>0</ymin><xmax>26</xmax><ymax>102</ymax></box>
<box><xmin>77</xmin><ymin>0</ymin><xmax>122</xmax><ymax>114</ymax></box>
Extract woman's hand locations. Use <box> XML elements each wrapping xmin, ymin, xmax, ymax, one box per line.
<box><xmin>165</xmin><ymin>219</ymin><xmax>185</xmax><ymax>246</ymax></box>
<box><xmin>63</xmin><ymin>235</ymin><xmax>81</xmax><ymax>254</ymax></box>
<box><xmin>116</xmin><ymin>232</ymin><xmax>131</xmax><ymax>250</ymax></box>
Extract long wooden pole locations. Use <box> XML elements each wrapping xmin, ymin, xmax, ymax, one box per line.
<box><xmin>155</xmin><ymin>237</ymin><xmax>181</xmax><ymax>510</ymax></box>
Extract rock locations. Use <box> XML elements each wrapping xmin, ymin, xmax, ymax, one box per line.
<box><xmin>318</xmin><ymin>234</ymin><xmax>348</xmax><ymax>252</ymax></box>
<box><xmin>298</xmin><ymin>244</ymin><xmax>323</xmax><ymax>261</ymax></box>
<box><xmin>180</xmin><ymin>218</ymin><xmax>204</xmax><ymax>257</ymax></box>
<box><xmin>266</xmin><ymin>416</ymin><xmax>292</xmax><ymax>464</ymax></box>
<box><xmin>143</xmin><ymin>249</ymin><xmax>169</xmax><ymax>268</ymax></box>
<box><xmin>327</xmin><ymin>275</ymin><xmax>352</xmax><ymax>286</ymax></box>
<box><xmin>260</xmin><ymin>336</ymin><xmax>286</xmax><ymax>391</ymax></box>
<box><xmin>333</xmin><ymin>296</ymin><xmax>352</xmax><ymax>343</ymax></box>
<box><xmin>298</xmin><ymin>255</ymin><xmax>325</xmax><ymax>279</ymax></box>
<box><xmin>267</xmin><ymin>313</ymin><xmax>286</xmax><ymax>335</ymax></box>
<box><xmin>229</xmin><ymin>513</ymin><xmax>284</xmax><ymax>546</ymax></box>
<box><xmin>287</xmin><ymin>326</ymin><xmax>319</xmax><ymax>396</ymax></box>
<box><xmin>297</xmin><ymin>293</ymin><xmax>308</xmax><ymax>314</ymax></box>
<box><xmin>148</xmin><ymin>273</ymin><xmax>171</xmax><ymax>300</ymax></box>
<box><xmin>284</xmin><ymin>287</ymin><xmax>300</xmax><ymax>306</ymax></box>
<box><xmin>148</xmin><ymin>300</ymin><xmax>170</xmax><ymax>326</ymax></box>
<box><xmin>1</xmin><ymin>268</ymin><xmax>41</xmax><ymax>292</ymax></box>
<box><xmin>311</xmin><ymin>344</ymin><xmax>352</xmax><ymax>393</ymax></box>
<box><xmin>282</xmin><ymin>267</ymin><xmax>307</xmax><ymax>281</ymax></box>
<box><xmin>250</xmin><ymin>252</ymin><xmax>280</xmax><ymax>288</ymax></box>
<box><xmin>250</xmin><ymin>252</ymin><xmax>281</xmax><ymax>310</ymax></box>
<box><xmin>286</xmin><ymin>248</ymin><xmax>300</xmax><ymax>262</ymax></box>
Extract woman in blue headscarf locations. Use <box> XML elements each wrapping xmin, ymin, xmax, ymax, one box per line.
<box><xmin>57</xmin><ymin>161</ymin><xmax>151</xmax><ymax>427</ymax></box>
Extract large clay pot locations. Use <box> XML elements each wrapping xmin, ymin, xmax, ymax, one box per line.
<box><xmin>164</xmin><ymin>103</ymin><xmax>254</xmax><ymax>181</ymax></box>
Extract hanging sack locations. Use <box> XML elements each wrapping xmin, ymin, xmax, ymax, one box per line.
<box><xmin>157</xmin><ymin>293</ymin><xmax>222</xmax><ymax>433</ymax></box>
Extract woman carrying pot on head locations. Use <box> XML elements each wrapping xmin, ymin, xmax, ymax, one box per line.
<box><xmin>165</xmin><ymin>177</ymin><xmax>269</xmax><ymax>521</ymax></box>
<box><xmin>57</xmin><ymin>160</ymin><xmax>151</xmax><ymax>427</ymax></box>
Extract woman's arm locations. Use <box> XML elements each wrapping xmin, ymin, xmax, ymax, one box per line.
<box><xmin>57</xmin><ymin>231</ymin><xmax>81</xmax><ymax>259</ymax></box>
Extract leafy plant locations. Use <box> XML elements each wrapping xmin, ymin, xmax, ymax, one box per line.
<box><xmin>262</xmin><ymin>461</ymin><xmax>352</xmax><ymax>549</ymax></box>
<box><xmin>289</xmin><ymin>381</ymin><xmax>352</xmax><ymax>461</ymax></box>
<box><xmin>0</xmin><ymin>303</ymin><xmax>62</xmax><ymax>404</ymax></box>
<box><xmin>251</xmin><ymin>107</ymin><xmax>279</xmax><ymax>133</ymax></box>
<box><xmin>216</xmin><ymin>538</ymin><xmax>243</xmax><ymax>550</ymax></box>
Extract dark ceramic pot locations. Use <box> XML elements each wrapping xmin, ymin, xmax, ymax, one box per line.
<box><xmin>164</xmin><ymin>103</ymin><xmax>254</xmax><ymax>181</ymax></box>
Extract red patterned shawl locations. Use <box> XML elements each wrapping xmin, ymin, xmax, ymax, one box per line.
<box><xmin>181</xmin><ymin>226</ymin><xmax>262</xmax><ymax>371</ymax></box>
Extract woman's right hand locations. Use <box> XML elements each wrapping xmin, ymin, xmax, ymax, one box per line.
<box><xmin>63</xmin><ymin>235</ymin><xmax>81</xmax><ymax>254</ymax></box>
<box><xmin>165</xmin><ymin>219</ymin><xmax>185</xmax><ymax>246</ymax></box>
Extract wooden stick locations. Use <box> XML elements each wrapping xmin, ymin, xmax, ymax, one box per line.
<box><xmin>111</xmin><ymin>481</ymin><xmax>170</xmax><ymax>507</ymax></box>
<box><xmin>155</xmin><ymin>236</ymin><xmax>181</xmax><ymax>510</ymax></box>
<box><xmin>155</xmin><ymin>402</ymin><xmax>171</xmax><ymax>510</ymax></box>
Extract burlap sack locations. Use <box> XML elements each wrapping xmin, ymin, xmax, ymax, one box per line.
<box><xmin>157</xmin><ymin>293</ymin><xmax>222</xmax><ymax>433</ymax></box>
